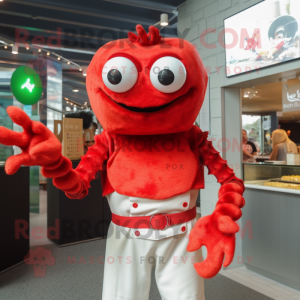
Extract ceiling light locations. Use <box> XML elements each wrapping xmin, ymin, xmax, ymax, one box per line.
<box><xmin>4</xmin><ymin>45</ymin><xmax>7</xmax><ymax>49</ymax></box>
<box><xmin>67</xmin><ymin>61</ymin><xmax>70</xmax><ymax>65</ymax></box>
<box><xmin>57</xmin><ymin>56</ymin><xmax>61</xmax><ymax>60</ymax></box>
<box><xmin>38</xmin><ymin>49</ymin><xmax>41</xmax><ymax>52</ymax></box>
<box><xmin>79</xmin><ymin>67</ymin><xmax>82</xmax><ymax>71</ymax></box>
<box><xmin>72</xmin><ymin>89</ymin><xmax>79</xmax><ymax>92</ymax></box>
<box><xmin>47</xmin><ymin>52</ymin><xmax>50</xmax><ymax>55</ymax></box>
<box><xmin>248</xmin><ymin>91</ymin><xmax>250</xmax><ymax>94</ymax></box>
<box><xmin>12</xmin><ymin>45</ymin><xmax>18</xmax><ymax>54</ymax></box>
<box><xmin>70</xmin><ymin>103</ymin><xmax>73</xmax><ymax>105</ymax></box>
<box><xmin>66</xmin><ymin>101</ymin><xmax>69</xmax><ymax>104</ymax></box>
<box><xmin>160</xmin><ymin>13</ymin><xmax>169</xmax><ymax>26</ymax></box>
<box><xmin>64</xmin><ymin>97</ymin><xmax>69</xmax><ymax>100</ymax></box>
<box><xmin>10</xmin><ymin>44</ymin><xmax>13</xmax><ymax>46</ymax></box>
<box><xmin>26</xmin><ymin>46</ymin><xmax>29</xmax><ymax>50</ymax></box>
<box><xmin>82</xmin><ymin>67</ymin><xmax>87</xmax><ymax>76</ymax></box>
<box><xmin>74</xmin><ymin>104</ymin><xmax>76</xmax><ymax>107</ymax></box>
<box><xmin>244</xmin><ymin>95</ymin><xmax>249</xmax><ymax>98</ymax></box>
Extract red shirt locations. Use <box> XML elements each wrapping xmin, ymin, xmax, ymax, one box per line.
<box><xmin>74</xmin><ymin>126</ymin><xmax>243</xmax><ymax>200</ymax></box>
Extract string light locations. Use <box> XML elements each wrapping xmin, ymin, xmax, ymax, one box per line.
<box><xmin>0</xmin><ymin>41</ymin><xmax>80</xmax><ymax>70</ymax></box>
<box><xmin>12</xmin><ymin>45</ymin><xmax>18</xmax><ymax>54</ymax></box>
<box><xmin>63</xmin><ymin>98</ymin><xmax>82</xmax><ymax>109</ymax></box>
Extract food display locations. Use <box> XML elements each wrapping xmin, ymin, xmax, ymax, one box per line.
<box><xmin>281</xmin><ymin>175</ymin><xmax>300</xmax><ymax>182</ymax></box>
<box><xmin>264</xmin><ymin>181</ymin><xmax>300</xmax><ymax>190</ymax></box>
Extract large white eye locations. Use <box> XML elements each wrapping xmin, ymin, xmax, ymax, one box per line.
<box><xmin>150</xmin><ymin>56</ymin><xmax>186</xmax><ymax>93</ymax></box>
<box><xmin>102</xmin><ymin>57</ymin><xmax>138</xmax><ymax>93</ymax></box>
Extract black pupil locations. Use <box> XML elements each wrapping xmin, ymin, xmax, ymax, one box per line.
<box><xmin>108</xmin><ymin>69</ymin><xmax>122</xmax><ymax>85</ymax></box>
<box><xmin>158</xmin><ymin>69</ymin><xmax>174</xmax><ymax>86</ymax></box>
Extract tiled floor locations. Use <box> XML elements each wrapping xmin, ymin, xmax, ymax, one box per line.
<box><xmin>32</xmin><ymin>191</ymin><xmax>300</xmax><ymax>300</ymax></box>
<box><xmin>220</xmin><ymin>266</ymin><xmax>300</xmax><ymax>300</ymax></box>
<box><xmin>30</xmin><ymin>190</ymin><xmax>51</xmax><ymax>247</ymax></box>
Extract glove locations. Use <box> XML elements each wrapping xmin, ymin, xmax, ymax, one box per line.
<box><xmin>0</xmin><ymin>106</ymin><xmax>62</xmax><ymax>174</ymax></box>
<box><xmin>187</xmin><ymin>182</ymin><xmax>245</xmax><ymax>278</ymax></box>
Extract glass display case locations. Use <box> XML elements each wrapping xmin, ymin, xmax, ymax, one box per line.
<box><xmin>243</xmin><ymin>162</ymin><xmax>300</xmax><ymax>192</ymax></box>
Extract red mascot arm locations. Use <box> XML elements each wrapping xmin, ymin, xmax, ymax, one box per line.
<box><xmin>187</xmin><ymin>132</ymin><xmax>245</xmax><ymax>279</ymax></box>
<box><xmin>0</xmin><ymin>107</ymin><xmax>109</xmax><ymax>199</ymax></box>
<box><xmin>42</xmin><ymin>132</ymin><xmax>109</xmax><ymax>199</ymax></box>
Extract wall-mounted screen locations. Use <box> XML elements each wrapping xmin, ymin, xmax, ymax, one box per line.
<box><xmin>224</xmin><ymin>0</ymin><xmax>300</xmax><ymax>77</ymax></box>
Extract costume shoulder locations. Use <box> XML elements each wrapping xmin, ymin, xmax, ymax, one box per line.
<box><xmin>94</xmin><ymin>129</ymin><xmax>114</xmax><ymax>152</ymax></box>
<box><xmin>185</xmin><ymin>125</ymin><xmax>209</xmax><ymax>147</ymax></box>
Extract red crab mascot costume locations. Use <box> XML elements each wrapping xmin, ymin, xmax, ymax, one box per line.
<box><xmin>0</xmin><ymin>25</ymin><xmax>245</xmax><ymax>300</ymax></box>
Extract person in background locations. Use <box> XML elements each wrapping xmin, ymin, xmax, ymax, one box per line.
<box><xmin>269</xmin><ymin>129</ymin><xmax>297</xmax><ymax>161</ymax></box>
<box><xmin>243</xmin><ymin>129</ymin><xmax>258</xmax><ymax>161</ymax></box>
<box><xmin>249</xmin><ymin>137</ymin><xmax>261</xmax><ymax>154</ymax></box>
<box><xmin>264</xmin><ymin>133</ymin><xmax>272</xmax><ymax>154</ymax></box>
<box><xmin>249</xmin><ymin>127</ymin><xmax>259</xmax><ymax>140</ymax></box>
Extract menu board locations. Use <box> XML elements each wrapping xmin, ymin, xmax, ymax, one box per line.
<box><xmin>62</xmin><ymin>118</ymin><xmax>84</xmax><ymax>160</ymax></box>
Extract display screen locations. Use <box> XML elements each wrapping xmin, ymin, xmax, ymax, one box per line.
<box><xmin>224</xmin><ymin>0</ymin><xmax>300</xmax><ymax>77</ymax></box>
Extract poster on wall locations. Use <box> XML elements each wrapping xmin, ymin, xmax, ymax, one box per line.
<box><xmin>282</xmin><ymin>83</ymin><xmax>300</xmax><ymax>112</ymax></box>
<box><xmin>224</xmin><ymin>0</ymin><xmax>300</xmax><ymax>77</ymax></box>
<box><xmin>62</xmin><ymin>118</ymin><xmax>84</xmax><ymax>160</ymax></box>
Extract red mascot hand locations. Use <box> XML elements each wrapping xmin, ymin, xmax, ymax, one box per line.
<box><xmin>187</xmin><ymin>182</ymin><xmax>245</xmax><ymax>279</ymax></box>
<box><xmin>0</xmin><ymin>106</ymin><xmax>62</xmax><ymax>174</ymax></box>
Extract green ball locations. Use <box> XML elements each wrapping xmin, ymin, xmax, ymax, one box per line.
<box><xmin>10</xmin><ymin>66</ymin><xmax>43</xmax><ymax>105</ymax></box>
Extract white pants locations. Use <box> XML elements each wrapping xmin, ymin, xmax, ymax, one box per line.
<box><xmin>102</xmin><ymin>191</ymin><xmax>205</xmax><ymax>300</ymax></box>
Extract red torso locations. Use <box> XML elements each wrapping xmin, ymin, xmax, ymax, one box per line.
<box><xmin>100</xmin><ymin>126</ymin><xmax>205</xmax><ymax>199</ymax></box>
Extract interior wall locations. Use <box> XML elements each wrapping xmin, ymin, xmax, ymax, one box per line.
<box><xmin>280</xmin><ymin>122</ymin><xmax>300</xmax><ymax>144</ymax></box>
<box><xmin>224</xmin><ymin>88</ymin><xmax>242</xmax><ymax>178</ymax></box>
<box><xmin>178</xmin><ymin>0</ymin><xmax>264</xmax><ymax>219</ymax></box>
<box><xmin>224</xmin><ymin>87</ymin><xmax>243</xmax><ymax>268</ymax></box>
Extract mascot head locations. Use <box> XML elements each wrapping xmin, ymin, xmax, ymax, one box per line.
<box><xmin>87</xmin><ymin>25</ymin><xmax>208</xmax><ymax>135</ymax></box>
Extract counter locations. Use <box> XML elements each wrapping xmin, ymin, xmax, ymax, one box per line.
<box><xmin>0</xmin><ymin>165</ymin><xmax>29</xmax><ymax>273</ymax></box>
<box><xmin>47</xmin><ymin>160</ymin><xmax>111</xmax><ymax>246</ymax></box>
<box><xmin>243</xmin><ymin>162</ymin><xmax>300</xmax><ymax>193</ymax></box>
<box><xmin>242</xmin><ymin>162</ymin><xmax>300</xmax><ymax>291</ymax></box>
<box><xmin>245</xmin><ymin>180</ymin><xmax>300</xmax><ymax>195</ymax></box>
